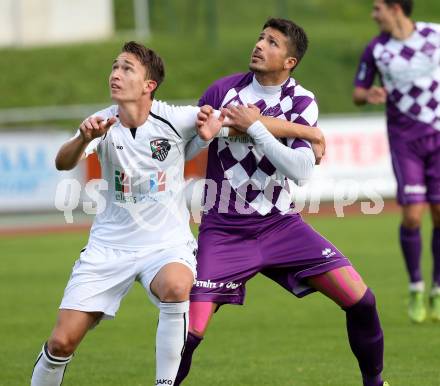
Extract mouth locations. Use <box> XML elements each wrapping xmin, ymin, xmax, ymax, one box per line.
<box><xmin>111</xmin><ymin>83</ymin><xmax>122</xmax><ymax>91</ymax></box>
<box><xmin>251</xmin><ymin>52</ymin><xmax>264</xmax><ymax>61</ymax></box>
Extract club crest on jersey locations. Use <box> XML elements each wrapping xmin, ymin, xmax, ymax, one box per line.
<box><xmin>150</xmin><ymin>139</ymin><xmax>171</xmax><ymax>161</ymax></box>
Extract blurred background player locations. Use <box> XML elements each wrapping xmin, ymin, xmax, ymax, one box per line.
<box><xmin>30</xmin><ymin>41</ymin><xmax>224</xmax><ymax>386</ymax></box>
<box><xmin>353</xmin><ymin>0</ymin><xmax>440</xmax><ymax>323</ymax></box>
<box><xmin>176</xmin><ymin>18</ymin><xmax>388</xmax><ymax>386</ymax></box>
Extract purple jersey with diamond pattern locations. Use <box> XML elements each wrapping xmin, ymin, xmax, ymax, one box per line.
<box><xmin>199</xmin><ymin>72</ymin><xmax>318</xmax><ymax>216</ymax></box>
<box><xmin>354</xmin><ymin>22</ymin><xmax>440</xmax><ymax>142</ymax></box>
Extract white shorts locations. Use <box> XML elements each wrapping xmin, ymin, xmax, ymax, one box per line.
<box><xmin>59</xmin><ymin>240</ymin><xmax>197</xmax><ymax>320</ymax></box>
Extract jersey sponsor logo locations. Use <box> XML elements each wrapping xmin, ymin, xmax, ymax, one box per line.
<box><xmin>114</xmin><ymin>169</ymin><xmax>166</xmax><ymax>202</ymax></box>
<box><xmin>149</xmin><ymin>171</ymin><xmax>166</xmax><ymax>193</ymax></box>
<box><xmin>150</xmin><ymin>139</ymin><xmax>171</xmax><ymax>161</ymax></box>
<box><xmin>262</xmin><ymin>104</ymin><xmax>282</xmax><ymax>117</ymax></box>
<box><xmin>115</xmin><ymin>170</ymin><xmax>131</xmax><ymax>193</ymax></box>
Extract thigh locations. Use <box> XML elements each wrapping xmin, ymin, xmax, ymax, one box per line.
<box><xmin>260</xmin><ymin>214</ymin><xmax>351</xmax><ymax>298</ymax></box>
<box><xmin>425</xmin><ymin>134</ymin><xmax>440</xmax><ymax>204</ymax></box>
<box><xmin>149</xmin><ymin>262</ymin><xmax>194</xmax><ymax>302</ymax></box>
<box><xmin>190</xmin><ymin>221</ymin><xmax>261</xmax><ymax>306</ymax></box>
<box><xmin>138</xmin><ymin>241</ymin><xmax>197</xmax><ymax>306</ymax></box>
<box><xmin>390</xmin><ymin>141</ymin><xmax>426</xmax><ymax>205</ymax></box>
<box><xmin>60</xmin><ymin>243</ymin><xmax>136</xmax><ymax>320</ymax></box>
<box><xmin>307</xmin><ymin>266</ymin><xmax>368</xmax><ymax>307</ymax></box>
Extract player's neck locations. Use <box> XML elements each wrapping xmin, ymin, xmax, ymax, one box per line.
<box><xmin>390</xmin><ymin>17</ymin><xmax>414</xmax><ymax>40</ymax></box>
<box><xmin>117</xmin><ymin>98</ymin><xmax>153</xmax><ymax>128</ymax></box>
<box><xmin>254</xmin><ymin>71</ymin><xmax>289</xmax><ymax>87</ymax></box>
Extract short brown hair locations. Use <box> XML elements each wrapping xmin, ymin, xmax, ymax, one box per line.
<box><xmin>263</xmin><ymin>18</ymin><xmax>308</xmax><ymax>70</ymax></box>
<box><xmin>384</xmin><ymin>0</ymin><xmax>413</xmax><ymax>16</ymax></box>
<box><xmin>122</xmin><ymin>41</ymin><xmax>165</xmax><ymax>98</ymax></box>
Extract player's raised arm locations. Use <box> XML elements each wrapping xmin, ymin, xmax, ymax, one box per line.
<box><xmin>185</xmin><ymin>106</ymin><xmax>229</xmax><ymax>160</ymax></box>
<box><xmin>55</xmin><ymin>116</ymin><xmax>116</xmax><ymax>170</ymax></box>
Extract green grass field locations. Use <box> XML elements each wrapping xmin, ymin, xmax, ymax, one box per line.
<box><xmin>1</xmin><ymin>212</ymin><xmax>440</xmax><ymax>386</ymax></box>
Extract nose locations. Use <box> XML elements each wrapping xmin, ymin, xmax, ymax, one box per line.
<box><xmin>255</xmin><ymin>39</ymin><xmax>264</xmax><ymax>51</ymax></box>
<box><xmin>110</xmin><ymin>70</ymin><xmax>120</xmax><ymax>81</ymax></box>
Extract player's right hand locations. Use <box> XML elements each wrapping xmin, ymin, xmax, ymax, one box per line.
<box><xmin>79</xmin><ymin>116</ymin><xmax>117</xmax><ymax>143</ymax></box>
<box><xmin>366</xmin><ymin>86</ymin><xmax>387</xmax><ymax>105</ymax></box>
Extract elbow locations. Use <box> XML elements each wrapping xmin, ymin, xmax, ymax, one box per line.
<box><xmin>55</xmin><ymin>155</ymin><xmax>73</xmax><ymax>171</ymax></box>
<box><xmin>294</xmin><ymin>171</ymin><xmax>313</xmax><ymax>186</ymax></box>
<box><xmin>291</xmin><ymin>159</ymin><xmax>315</xmax><ymax>186</ymax></box>
<box><xmin>55</xmin><ymin>156</ymin><xmax>64</xmax><ymax>171</ymax></box>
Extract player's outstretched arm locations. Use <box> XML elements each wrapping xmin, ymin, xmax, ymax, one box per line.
<box><xmin>353</xmin><ymin>86</ymin><xmax>386</xmax><ymax>106</ymax></box>
<box><xmin>223</xmin><ymin>104</ymin><xmax>315</xmax><ymax>184</ymax></box>
<box><xmin>224</xmin><ymin>104</ymin><xmax>325</xmax><ymax>164</ymax></box>
<box><xmin>55</xmin><ymin>116</ymin><xmax>116</xmax><ymax>170</ymax></box>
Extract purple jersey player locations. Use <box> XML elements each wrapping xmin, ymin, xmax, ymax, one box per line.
<box><xmin>353</xmin><ymin>0</ymin><xmax>440</xmax><ymax>323</ymax></box>
<box><xmin>176</xmin><ymin>18</ymin><xmax>388</xmax><ymax>386</ymax></box>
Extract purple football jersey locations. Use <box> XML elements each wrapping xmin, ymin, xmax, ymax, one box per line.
<box><xmin>354</xmin><ymin>22</ymin><xmax>440</xmax><ymax>142</ymax></box>
<box><xmin>199</xmin><ymin>72</ymin><xmax>318</xmax><ymax>216</ymax></box>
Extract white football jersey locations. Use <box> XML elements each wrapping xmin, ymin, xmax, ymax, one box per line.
<box><xmin>81</xmin><ymin>100</ymin><xmax>200</xmax><ymax>250</ymax></box>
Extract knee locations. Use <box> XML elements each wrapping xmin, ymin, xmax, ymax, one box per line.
<box><xmin>160</xmin><ymin>281</ymin><xmax>192</xmax><ymax>302</ymax></box>
<box><xmin>345</xmin><ymin>288</ymin><xmax>376</xmax><ymax>314</ymax></box>
<box><xmin>47</xmin><ymin>334</ymin><xmax>77</xmax><ymax>357</ymax></box>
<box><xmin>431</xmin><ymin>210</ymin><xmax>440</xmax><ymax>228</ymax></box>
<box><xmin>402</xmin><ymin>216</ymin><xmax>422</xmax><ymax>229</ymax></box>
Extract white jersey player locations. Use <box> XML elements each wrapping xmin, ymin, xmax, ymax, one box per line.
<box><xmin>30</xmin><ymin>41</ymin><xmax>223</xmax><ymax>386</ymax></box>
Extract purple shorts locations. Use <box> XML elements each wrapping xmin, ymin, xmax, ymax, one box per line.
<box><xmin>390</xmin><ymin>132</ymin><xmax>440</xmax><ymax>205</ymax></box>
<box><xmin>191</xmin><ymin>212</ymin><xmax>351</xmax><ymax>305</ymax></box>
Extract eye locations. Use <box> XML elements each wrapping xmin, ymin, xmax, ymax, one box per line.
<box><xmin>269</xmin><ymin>39</ymin><xmax>278</xmax><ymax>47</ymax></box>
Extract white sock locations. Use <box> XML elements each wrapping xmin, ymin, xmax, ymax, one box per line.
<box><xmin>409</xmin><ymin>281</ymin><xmax>425</xmax><ymax>292</ymax></box>
<box><xmin>31</xmin><ymin>343</ymin><xmax>73</xmax><ymax>386</ymax></box>
<box><xmin>155</xmin><ymin>301</ymin><xmax>189</xmax><ymax>385</ymax></box>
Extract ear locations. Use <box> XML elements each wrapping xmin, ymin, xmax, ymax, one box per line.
<box><xmin>144</xmin><ymin>79</ymin><xmax>158</xmax><ymax>95</ymax></box>
<box><xmin>390</xmin><ymin>2</ymin><xmax>403</xmax><ymax>16</ymax></box>
<box><xmin>284</xmin><ymin>56</ymin><xmax>297</xmax><ymax>72</ymax></box>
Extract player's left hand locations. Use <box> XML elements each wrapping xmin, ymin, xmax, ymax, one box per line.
<box><xmin>222</xmin><ymin>103</ymin><xmax>261</xmax><ymax>133</ymax></box>
<box><xmin>197</xmin><ymin>105</ymin><xmax>224</xmax><ymax>141</ymax></box>
<box><xmin>196</xmin><ymin>105</ymin><xmax>213</xmax><ymax>128</ymax></box>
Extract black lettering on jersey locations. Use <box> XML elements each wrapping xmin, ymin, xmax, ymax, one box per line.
<box><xmin>150</xmin><ymin>139</ymin><xmax>171</xmax><ymax>161</ymax></box>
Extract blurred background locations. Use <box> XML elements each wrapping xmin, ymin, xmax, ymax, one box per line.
<box><xmin>1</xmin><ymin>1</ymin><xmax>440</xmax><ymax>385</ymax></box>
<box><xmin>1</xmin><ymin>0</ymin><xmax>440</xmax><ymax>231</ymax></box>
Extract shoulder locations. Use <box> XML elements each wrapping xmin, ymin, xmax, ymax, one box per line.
<box><xmin>199</xmin><ymin>72</ymin><xmax>254</xmax><ymax>107</ymax></box>
<box><xmin>206</xmin><ymin>72</ymin><xmax>254</xmax><ymax>91</ymax></box>
<box><xmin>282</xmin><ymin>78</ymin><xmax>316</xmax><ymax>102</ymax></box>
<box><xmin>151</xmin><ymin>99</ymin><xmax>199</xmax><ymax>139</ymax></box>
<box><xmin>92</xmin><ymin>105</ymin><xmax>118</xmax><ymax>118</ymax></box>
<box><xmin>364</xmin><ymin>33</ymin><xmax>391</xmax><ymax>53</ymax></box>
<box><xmin>415</xmin><ymin>21</ymin><xmax>440</xmax><ymax>35</ymax></box>
<box><xmin>152</xmin><ymin>99</ymin><xmax>198</xmax><ymax>117</ymax></box>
